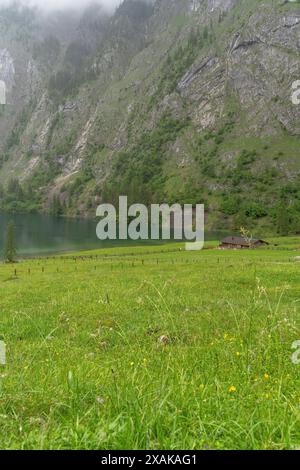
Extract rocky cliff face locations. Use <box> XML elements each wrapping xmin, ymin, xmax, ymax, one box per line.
<box><xmin>0</xmin><ymin>0</ymin><xmax>300</xmax><ymax>233</ymax></box>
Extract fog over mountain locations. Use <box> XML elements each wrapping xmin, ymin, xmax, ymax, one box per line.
<box><xmin>0</xmin><ymin>0</ymin><xmax>300</xmax><ymax>232</ymax></box>
<box><xmin>0</xmin><ymin>0</ymin><xmax>121</xmax><ymax>12</ymax></box>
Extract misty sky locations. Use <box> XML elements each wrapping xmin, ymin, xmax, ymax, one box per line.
<box><xmin>0</xmin><ymin>0</ymin><xmax>122</xmax><ymax>12</ymax></box>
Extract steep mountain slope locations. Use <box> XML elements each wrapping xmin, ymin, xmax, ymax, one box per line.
<box><xmin>0</xmin><ymin>0</ymin><xmax>300</xmax><ymax>234</ymax></box>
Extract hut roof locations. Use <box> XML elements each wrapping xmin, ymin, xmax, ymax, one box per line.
<box><xmin>220</xmin><ymin>236</ymin><xmax>268</xmax><ymax>246</ymax></box>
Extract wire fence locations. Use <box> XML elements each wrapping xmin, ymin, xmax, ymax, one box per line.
<box><xmin>1</xmin><ymin>253</ymin><xmax>297</xmax><ymax>280</ymax></box>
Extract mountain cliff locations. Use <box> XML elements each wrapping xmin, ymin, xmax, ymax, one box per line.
<box><xmin>0</xmin><ymin>0</ymin><xmax>300</xmax><ymax>234</ymax></box>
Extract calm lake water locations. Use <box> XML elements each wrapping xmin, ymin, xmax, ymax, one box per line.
<box><xmin>0</xmin><ymin>212</ymin><xmax>227</xmax><ymax>256</ymax></box>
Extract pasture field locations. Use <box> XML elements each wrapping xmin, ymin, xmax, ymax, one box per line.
<box><xmin>0</xmin><ymin>239</ymin><xmax>300</xmax><ymax>449</ymax></box>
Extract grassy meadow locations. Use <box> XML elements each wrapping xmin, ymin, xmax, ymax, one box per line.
<box><xmin>0</xmin><ymin>239</ymin><xmax>300</xmax><ymax>449</ymax></box>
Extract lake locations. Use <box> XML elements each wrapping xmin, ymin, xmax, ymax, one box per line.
<box><xmin>0</xmin><ymin>212</ymin><xmax>227</xmax><ymax>256</ymax></box>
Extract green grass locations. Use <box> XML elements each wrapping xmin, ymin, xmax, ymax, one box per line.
<box><xmin>1</xmin><ymin>239</ymin><xmax>300</xmax><ymax>449</ymax></box>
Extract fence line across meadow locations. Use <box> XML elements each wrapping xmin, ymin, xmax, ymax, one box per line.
<box><xmin>2</xmin><ymin>255</ymin><xmax>296</xmax><ymax>280</ymax></box>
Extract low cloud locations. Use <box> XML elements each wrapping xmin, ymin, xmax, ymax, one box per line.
<box><xmin>0</xmin><ymin>0</ymin><xmax>122</xmax><ymax>13</ymax></box>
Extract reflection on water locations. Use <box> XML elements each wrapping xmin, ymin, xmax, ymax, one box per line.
<box><xmin>0</xmin><ymin>212</ymin><xmax>227</xmax><ymax>256</ymax></box>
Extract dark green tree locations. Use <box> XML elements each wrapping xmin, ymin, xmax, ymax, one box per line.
<box><xmin>276</xmin><ymin>204</ymin><xmax>290</xmax><ymax>235</ymax></box>
<box><xmin>4</xmin><ymin>221</ymin><xmax>17</xmax><ymax>263</ymax></box>
<box><xmin>51</xmin><ymin>195</ymin><xmax>64</xmax><ymax>217</ymax></box>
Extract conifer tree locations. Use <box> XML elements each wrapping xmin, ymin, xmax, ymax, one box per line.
<box><xmin>4</xmin><ymin>221</ymin><xmax>17</xmax><ymax>263</ymax></box>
